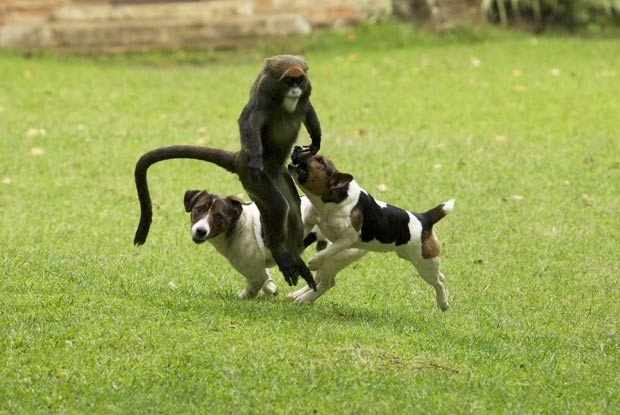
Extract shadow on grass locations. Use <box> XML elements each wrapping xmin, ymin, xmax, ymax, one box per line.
<box><xmin>146</xmin><ymin>283</ymin><xmax>442</xmax><ymax>333</ymax></box>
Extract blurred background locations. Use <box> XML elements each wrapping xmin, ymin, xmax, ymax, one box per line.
<box><xmin>1</xmin><ymin>0</ymin><xmax>618</xmax><ymax>53</ymax></box>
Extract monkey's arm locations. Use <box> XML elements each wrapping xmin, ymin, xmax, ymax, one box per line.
<box><xmin>303</xmin><ymin>103</ymin><xmax>322</xmax><ymax>154</ymax></box>
<box><xmin>239</xmin><ymin>106</ymin><xmax>267</xmax><ymax>177</ymax></box>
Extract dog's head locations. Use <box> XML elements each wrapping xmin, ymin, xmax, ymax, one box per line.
<box><xmin>288</xmin><ymin>154</ymin><xmax>353</xmax><ymax>203</ymax></box>
<box><xmin>183</xmin><ymin>190</ymin><xmax>245</xmax><ymax>244</ymax></box>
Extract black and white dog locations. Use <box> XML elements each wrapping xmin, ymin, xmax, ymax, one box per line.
<box><xmin>287</xmin><ymin>152</ymin><xmax>454</xmax><ymax>310</ymax></box>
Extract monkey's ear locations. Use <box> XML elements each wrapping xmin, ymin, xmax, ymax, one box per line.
<box><xmin>184</xmin><ymin>190</ymin><xmax>202</xmax><ymax>212</ymax></box>
<box><xmin>330</xmin><ymin>172</ymin><xmax>354</xmax><ymax>190</ymax></box>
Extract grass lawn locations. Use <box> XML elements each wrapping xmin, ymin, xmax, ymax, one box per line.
<box><xmin>1</xmin><ymin>23</ymin><xmax>619</xmax><ymax>413</ymax></box>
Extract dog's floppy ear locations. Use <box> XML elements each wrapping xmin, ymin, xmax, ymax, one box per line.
<box><xmin>329</xmin><ymin>172</ymin><xmax>353</xmax><ymax>190</ymax></box>
<box><xmin>322</xmin><ymin>172</ymin><xmax>354</xmax><ymax>204</ymax></box>
<box><xmin>184</xmin><ymin>190</ymin><xmax>203</xmax><ymax>212</ymax></box>
<box><xmin>225</xmin><ymin>195</ymin><xmax>248</xmax><ymax>218</ymax></box>
<box><xmin>226</xmin><ymin>195</ymin><xmax>251</xmax><ymax>206</ymax></box>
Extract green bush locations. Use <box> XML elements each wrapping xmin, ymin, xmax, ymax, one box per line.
<box><xmin>481</xmin><ymin>0</ymin><xmax>620</xmax><ymax>29</ymax></box>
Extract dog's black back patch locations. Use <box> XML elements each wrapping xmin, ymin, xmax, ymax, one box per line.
<box><xmin>356</xmin><ymin>192</ymin><xmax>411</xmax><ymax>245</ymax></box>
<box><xmin>413</xmin><ymin>212</ymin><xmax>430</xmax><ymax>232</ymax></box>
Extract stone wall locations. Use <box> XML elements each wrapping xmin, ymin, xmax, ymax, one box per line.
<box><xmin>0</xmin><ymin>0</ymin><xmax>392</xmax><ymax>52</ymax></box>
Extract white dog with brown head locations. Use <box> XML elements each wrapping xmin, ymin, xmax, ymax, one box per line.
<box><xmin>184</xmin><ymin>189</ymin><xmax>330</xmax><ymax>299</ymax></box>
<box><xmin>184</xmin><ymin>190</ymin><xmax>279</xmax><ymax>298</ymax></box>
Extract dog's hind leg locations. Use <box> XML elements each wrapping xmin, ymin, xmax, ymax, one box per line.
<box><xmin>420</xmin><ymin>262</ymin><xmax>449</xmax><ymax>311</ymax></box>
<box><xmin>290</xmin><ymin>248</ymin><xmax>367</xmax><ymax>304</ymax></box>
<box><xmin>399</xmin><ymin>250</ymin><xmax>449</xmax><ymax>311</ymax></box>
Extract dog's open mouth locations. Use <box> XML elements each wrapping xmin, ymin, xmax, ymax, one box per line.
<box><xmin>291</xmin><ymin>145</ymin><xmax>313</xmax><ymax>165</ymax></box>
<box><xmin>289</xmin><ymin>146</ymin><xmax>313</xmax><ymax>184</ymax></box>
<box><xmin>288</xmin><ymin>160</ymin><xmax>308</xmax><ymax>184</ymax></box>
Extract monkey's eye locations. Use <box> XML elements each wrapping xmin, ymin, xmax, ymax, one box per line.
<box><xmin>282</xmin><ymin>76</ymin><xmax>303</xmax><ymax>87</ymax></box>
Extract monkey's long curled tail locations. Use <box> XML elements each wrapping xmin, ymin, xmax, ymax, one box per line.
<box><xmin>133</xmin><ymin>145</ymin><xmax>239</xmax><ymax>245</ymax></box>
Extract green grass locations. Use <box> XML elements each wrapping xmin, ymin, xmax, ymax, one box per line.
<box><xmin>1</xmin><ymin>24</ymin><xmax>619</xmax><ymax>413</ymax></box>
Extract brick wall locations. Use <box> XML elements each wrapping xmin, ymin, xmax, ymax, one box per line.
<box><xmin>0</xmin><ymin>0</ymin><xmax>392</xmax><ymax>51</ymax></box>
<box><xmin>0</xmin><ymin>0</ymin><xmax>64</xmax><ymax>25</ymax></box>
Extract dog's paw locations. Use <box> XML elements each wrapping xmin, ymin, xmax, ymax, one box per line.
<box><xmin>293</xmin><ymin>290</ymin><xmax>319</xmax><ymax>304</ymax></box>
<box><xmin>293</xmin><ymin>285</ymin><xmax>328</xmax><ymax>304</ymax></box>
<box><xmin>437</xmin><ymin>297</ymin><xmax>450</xmax><ymax>312</ymax></box>
<box><xmin>436</xmin><ymin>287</ymin><xmax>450</xmax><ymax>311</ymax></box>
<box><xmin>288</xmin><ymin>285</ymin><xmax>313</xmax><ymax>300</ymax></box>
<box><xmin>261</xmin><ymin>278</ymin><xmax>278</xmax><ymax>296</ymax></box>
<box><xmin>307</xmin><ymin>256</ymin><xmax>324</xmax><ymax>271</ymax></box>
<box><xmin>238</xmin><ymin>289</ymin><xmax>258</xmax><ymax>299</ymax></box>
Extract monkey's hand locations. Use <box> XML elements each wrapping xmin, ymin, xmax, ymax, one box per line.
<box><xmin>308</xmin><ymin>142</ymin><xmax>320</xmax><ymax>155</ymax></box>
<box><xmin>247</xmin><ymin>156</ymin><xmax>264</xmax><ymax>178</ymax></box>
<box><xmin>291</xmin><ymin>145</ymin><xmax>314</xmax><ymax>165</ymax></box>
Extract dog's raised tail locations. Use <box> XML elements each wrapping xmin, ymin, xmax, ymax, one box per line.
<box><xmin>425</xmin><ymin>198</ymin><xmax>455</xmax><ymax>226</ymax></box>
<box><xmin>133</xmin><ymin>145</ymin><xmax>238</xmax><ymax>246</ymax></box>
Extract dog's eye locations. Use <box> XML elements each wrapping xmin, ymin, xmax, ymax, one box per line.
<box><xmin>194</xmin><ymin>206</ymin><xmax>205</xmax><ymax>214</ymax></box>
<box><xmin>214</xmin><ymin>213</ymin><xmax>224</xmax><ymax>223</ymax></box>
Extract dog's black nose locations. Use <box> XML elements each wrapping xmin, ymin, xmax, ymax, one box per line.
<box><xmin>194</xmin><ymin>228</ymin><xmax>207</xmax><ymax>239</ymax></box>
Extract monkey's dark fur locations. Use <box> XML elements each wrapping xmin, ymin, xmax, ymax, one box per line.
<box><xmin>133</xmin><ymin>55</ymin><xmax>321</xmax><ymax>290</ymax></box>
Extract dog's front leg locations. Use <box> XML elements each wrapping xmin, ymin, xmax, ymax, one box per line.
<box><xmin>292</xmin><ymin>248</ymin><xmax>367</xmax><ymax>304</ymax></box>
<box><xmin>239</xmin><ymin>270</ymin><xmax>277</xmax><ymax>299</ymax></box>
<box><xmin>307</xmin><ymin>229</ymin><xmax>358</xmax><ymax>271</ymax></box>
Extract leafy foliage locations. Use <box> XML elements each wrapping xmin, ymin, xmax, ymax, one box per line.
<box><xmin>481</xmin><ymin>0</ymin><xmax>620</xmax><ymax>28</ymax></box>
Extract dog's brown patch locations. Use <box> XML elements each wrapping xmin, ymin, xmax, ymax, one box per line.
<box><xmin>298</xmin><ymin>156</ymin><xmax>334</xmax><ymax>198</ymax></box>
<box><xmin>350</xmin><ymin>206</ymin><xmax>363</xmax><ymax>232</ymax></box>
<box><xmin>421</xmin><ymin>230</ymin><xmax>440</xmax><ymax>259</ymax></box>
<box><xmin>185</xmin><ymin>191</ymin><xmax>216</xmax><ymax>217</ymax></box>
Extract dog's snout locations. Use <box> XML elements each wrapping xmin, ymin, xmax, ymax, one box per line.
<box><xmin>192</xmin><ymin>226</ymin><xmax>209</xmax><ymax>243</ymax></box>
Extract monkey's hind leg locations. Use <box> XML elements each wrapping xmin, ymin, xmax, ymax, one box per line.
<box><xmin>241</xmin><ymin>173</ymin><xmax>316</xmax><ymax>290</ymax></box>
<box><xmin>271</xmin><ymin>250</ymin><xmax>316</xmax><ymax>290</ymax></box>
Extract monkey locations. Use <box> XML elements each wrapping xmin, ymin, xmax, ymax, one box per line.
<box><xmin>133</xmin><ymin>55</ymin><xmax>321</xmax><ymax>290</ymax></box>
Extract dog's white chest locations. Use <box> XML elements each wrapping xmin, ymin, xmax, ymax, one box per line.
<box><xmin>316</xmin><ymin>210</ymin><xmax>356</xmax><ymax>241</ymax></box>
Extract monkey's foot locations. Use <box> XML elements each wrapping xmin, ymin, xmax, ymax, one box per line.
<box><xmin>272</xmin><ymin>251</ymin><xmax>317</xmax><ymax>290</ymax></box>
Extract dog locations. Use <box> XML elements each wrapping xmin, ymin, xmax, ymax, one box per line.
<box><xmin>287</xmin><ymin>152</ymin><xmax>454</xmax><ymax>310</ymax></box>
<box><xmin>184</xmin><ymin>189</ymin><xmax>329</xmax><ymax>298</ymax></box>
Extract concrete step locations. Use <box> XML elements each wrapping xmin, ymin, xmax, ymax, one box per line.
<box><xmin>51</xmin><ymin>0</ymin><xmax>253</xmax><ymax>23</ymax></box>
<box><xmin>11</xmin><ymin>13</ymin><xmax>311</xmax><ymax>51</ymax></box>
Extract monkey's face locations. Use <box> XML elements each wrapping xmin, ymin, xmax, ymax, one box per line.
<box><xmin>279</xmin><ymin>68</ymin><xmax>308</xmax><ymax>113</ymax></box>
